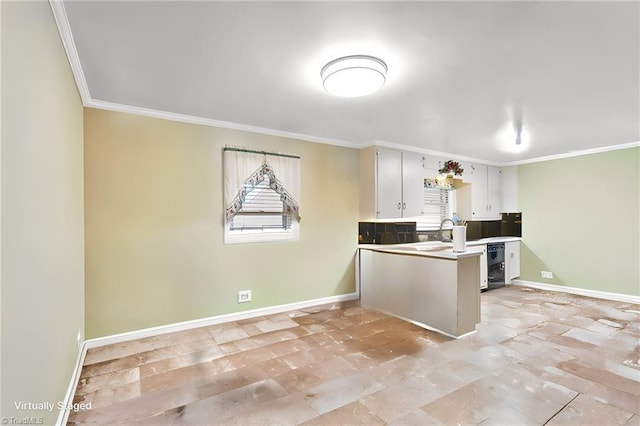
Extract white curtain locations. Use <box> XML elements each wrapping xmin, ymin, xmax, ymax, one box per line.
<box><xmin>223</xmin><ymin>147</ymin><xmax>301</xmax><ymax>222</ymax></box>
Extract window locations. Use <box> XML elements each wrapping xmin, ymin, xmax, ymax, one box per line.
<box><xmin>415</xmin><ymin>179</ymin><xmax>454</xmax><ymax>231</ymax></box>
<box><xmin>224</xmin><ymin>147</ymin><xmax>300</xmax><ymax>244</ymax></box>
<box><xmin>228</xmin><ymin>175</ymin><xmax>293</xmax><ymax>232</ymax></box>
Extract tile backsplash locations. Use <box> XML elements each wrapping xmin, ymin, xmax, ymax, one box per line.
<box><xmin>359</xmin><ymin>213</ymin><xmax>521</xmax><ymax>245</ymax></box>
<box><xmin>358</xmin><ymin>222</ymin><xmax>417</xmax><ymax>245</ymax></box>
<box><xmin>358</xmin><ymin>222</ymin><xmax>446</xmax><ymax>244</ymax></box>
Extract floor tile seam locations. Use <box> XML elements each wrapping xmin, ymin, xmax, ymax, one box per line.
<box><xmin>540</xmin><ymin>392</ymin><xmax>581</xmax><ymax>426</ymax></box>
<box><xmin>477</xmin><ymin>370</ymin><xmax>581</xmax><ymax>413</ymax></box>
<box><xmin>77</xmin><ymin>366</ymin><xmax>140</xmax><ymax>387</ymax></box>
<box><xmin>615</xmin><ymin>328</ymin><xmax>640</xmax><ymax>340</ymax></box>
<box><xmin>479</xmin><ymin>404</ymin><xmax>543</xmax><ymax>425</ymax></box>
<box><xmin>525</xmin><ymin>365</ymin><xmax>640</xmax><ymax>416</ymax></box>
<box><xmin>138</xmin><ymin>342</ymin><xmax>301</xmax><ymax>389</ymax></box>
<box><xmin>209</xmin><ymin>322</ymin><xmax>333</xmax><ymax>352</ymax></box>
<box><xmin>72</xmin><ymin>383</ymin><xmax>198</xmax><ymax>425</ymax></box>
<box><xmin>192</xmin><ymin>375</ymin><xmax>257</xmax><ymax>402</ymax></box>
<box><xmin>137</xmin><ymin>352</ymin><xmax>226</xmax><ymax>381</ymax></box>
<box><xmin>221</xmin><ymin>396</ymin><xmax>317</xmax><ymax>425</ymax></box>
<box><xmin>225</xmin><ymin>332</ymin><xmax>307</xmax><ymax>352</ymax></box>
<box><xmin>381</xmin><ymin>370</ymin><xmax>476</xmax><ymax>416</ymax></box>
<box><xmin>82</xmin><ymin>338</ymin><xmax>215</xmax><ymax>367</ymax></box>
<box><xmin>79</xmin><ymin>359</ymin><xmax>141</xmax><ymax>380</ymax></box>
<box><xmin>491</xmin><ymin>320</ymin><xmax>549</xmax><ymax>334</ymax></box>
<box><xmin>138</xmin><ymin>349</ymin><xmax>233</xmax><ymax>378</ymax></box>
<box><xmin>556</xmin><ymin>360</ymin><xmax>640</xmax><ymax>397</ymax></box>
<box><xmin>306</xmin><ymin>382</ymin><xmax>385</xmax><ymax>418</ymax></box>
<box><xmin>77</xmin><ymin>379</ymin><xmax>143</xmax><ymax>413</ymax></box>
<box><xmin>418</xmin><ymin>388</ymin><xmax>489</xmax><ymax>424</ymax></box>
<box><xmin>519</xmin><ymin>328</ymin><xmax>602</xmax><ymax>359</ymax></box>
<box><xmin>581</xmin><ymin>355</ymin><xmax>640</xmax><ymax>383</ymax></box>
<box><xmin>229</xmin><ymin>338</ymin><xmax>315</xmax><ymax>361</ymax></box>
<box><xmin>357</xmin><ymin>397</ymin><xmax>418</xmax><ymax>424</ymax></box>
<box><xmin>417</xmin><ymin>375</ymin><xmax>564</xmax><ymax>426</ymax></box>
<box><xmin>187</xmin><ymin>383</ymin><xmax>306</xmax><ymax>424</ymax></box>
<box><xmin>502</xmin><ymin>339</ymin><xmax>576</xmax><ymax>362</ymax></box>
<box><xmin>516</xmin><ymin>342</ymin><xmax>640</xmax><ymax>395</ymax></box>
<box><xmin>82</xmin><ymin>346</ymin><xmax>175</xmax><ymax>367</ymax></box>
<box><xmin>79</xmin><ymin>344</ymin><xmax>226</xmax><ymax>380</ymax></box>
<box><xmin>84</xmin><ymin>341</ymin><xmax>197</xmax><ymax>363</ymax></box>
<box><xmin>75</xmin><ymin>367</ymin><xmax>142</xmax><ymax>397</ymax></box>
<box><xmin>139</xmin><ymin>365</ymin><xmax>222</xmax><ymax>395</ymax></box>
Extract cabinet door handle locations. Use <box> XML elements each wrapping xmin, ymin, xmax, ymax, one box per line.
<box><xmin>402</xmin><ymin>202</ymin><xmax>407</xmax><ymax>210</ymax></box>
<box><xmin>397</xmin><ymin>202</ymin><xmax>401</xmax><ymax>210</ymax></box>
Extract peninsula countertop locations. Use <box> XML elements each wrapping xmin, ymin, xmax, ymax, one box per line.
<box><xmin>358</xmin><ymin>236</ymin><xmax>521</xmax><ymax>260</ymax></box>
<box><xmin>358</xmin><ymin>242</ymin><xmax>483</xmax><ymax>260</ymax></box>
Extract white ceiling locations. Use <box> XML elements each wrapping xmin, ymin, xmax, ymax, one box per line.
<box><xmin>57</xmin><ymin>1</ymin><xmax>639</xmax><ymax>164</ymax></box>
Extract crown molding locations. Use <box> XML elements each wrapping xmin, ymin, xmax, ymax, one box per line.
<box><xmin>87</xmin><ymin>99</ymin><xmax>360</xmax><ymax>149</ymax></box>
<box><xmin>360</xmin><ymin>139</ymin><xmax>504</xmax><ymax>167</ymax></box>
<box><xmin>49</xmin><ymin>0</ymin><xmax>91</xmax><ymax>104</ymax></box>
<box><xmin>501</xmin><ymin>141</ymin><xmax>640</xmax><ymax>166</ymax></box>
<box><xmin>86</xmin><ymin>99</ymin><xmax>640</xmax><ymax>167</ymax></box>
<box><xmin>50</xmin><ymin>0</ymin><xmax>639</xmax><ymax>167</ymax></box>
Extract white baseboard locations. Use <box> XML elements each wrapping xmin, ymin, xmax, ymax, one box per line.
<box><xmin>511</xmin><ymin>280</ymin><xmax>640</xmax><ymax>304</ymax></box>
<box><xmin>56</xmin><ymin>341</ymin><xmax>88</xmax><ymax>426</ymax></box>
<box><xmin>85</xmin><ymin>292</ymin><xmax>359</xmax><ymax>349</ymax></box>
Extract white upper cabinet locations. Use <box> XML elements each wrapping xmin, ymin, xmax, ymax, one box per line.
<box><xmin>376</xmin><ymin>148</ymin><xmax>404</xmax><ymax>218</ymax></box>
<box><xmin>501</xmin><ymin>166</ymin><xmax>519</xmax><ymax>213</ymax></box>
<box><xmin>487</xmin><ymin>165</ymin><xmax>502</xmax><ymax>216</ymax></box>
<box><xmin>401</xmin><ymin>151</ymin><xmax>426</xmax><ymax>217</ymax></box>
<box><xmin>359</xmin><ymin>147</ymin><xmax>424</xmax><ymax>219</ymax></box>
<box><xmin>456</xmin><ymin>164</ymin><xmax>502</xmax><ymax>220</ymax></box>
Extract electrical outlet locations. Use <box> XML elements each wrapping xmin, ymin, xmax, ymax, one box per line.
<box><xmin>541</xmin><ymin>271</ymin><xmax>554</xmax><ymax>279</ymax></box>
<box><xmin>238</xmin><ymin>290</ymin><xmax>252</xmax><ymax>303</ymax></box>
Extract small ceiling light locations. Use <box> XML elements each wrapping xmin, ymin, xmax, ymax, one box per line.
<box><xmin>515</xmin><ymin>128</ymin><xmax>522</xmax><ymax>145</ymax></box>
<box><xmin>321</xmin><ymin>55</ymin><xmax>387</xmax><ymax>98</ymax></box>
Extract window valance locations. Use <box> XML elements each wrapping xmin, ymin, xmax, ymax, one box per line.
<box><xmin>223</xmin><ymin>147</ymin><xmax>301</xmax><ymax>225</ymax></box>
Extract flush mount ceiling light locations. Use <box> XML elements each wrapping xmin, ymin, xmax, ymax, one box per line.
<box><xmin>321</xmin><ymin>55</ymin><xmax>387</xmax><ymax>98</ymax></box>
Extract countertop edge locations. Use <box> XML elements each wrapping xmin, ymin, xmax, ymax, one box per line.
<box><xmin>358</xmin><ymin>236</ymin><xmax>521</xmax><ymax>259</ymax></box>
<box><xmin>467</xmin><ymin>236</ymin><xmax>522</xmax><ymax>244</ymax></box>
<box><xmin>359</xmin><ymin>245</ymin><xmax>484</xmax><ymax>260</ymax></box>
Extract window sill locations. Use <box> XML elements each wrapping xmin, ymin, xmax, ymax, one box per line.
<box><xmin>224</xmin><ymin>223</ymin><xmax>300</xmax><ymax>244</ymax></box>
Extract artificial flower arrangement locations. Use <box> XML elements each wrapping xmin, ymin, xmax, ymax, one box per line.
<box><xmin>438</xmin><ymin>160</ymin><xmax>464</xmax><ymax>176</ymax></box>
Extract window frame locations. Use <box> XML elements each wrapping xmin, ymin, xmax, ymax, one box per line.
<box><xmin>223</xmin><ymin>147</ymin><xmax>301</xmax><ymax>244</ymax></box>
<box><xmin>415</xmin><ymin>179</ymin><xmax>456</xmax><ymax>231</ymax></box>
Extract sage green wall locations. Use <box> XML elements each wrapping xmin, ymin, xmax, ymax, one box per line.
<box><xmin>84</xmin><ymin>109</ymin><xmax>359</xmax><ymax>338</ymax></box>
<box><xmin>519</xmin><ymin>147</ymin><xmax>639</xmax><ymax>296</ymax></box>
<box><xmin>1</xmin><ymin>1</ymin><xmax>84</xmax><ymax>423</ymax></box>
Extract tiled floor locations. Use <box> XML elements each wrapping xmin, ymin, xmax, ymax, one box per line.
<box><xmin>68</xmin><ymin>286</ymin><xmax>640</xmax><ymax>425</ymax></box>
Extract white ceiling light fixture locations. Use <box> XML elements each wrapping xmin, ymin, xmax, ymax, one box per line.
<box><xmin>321</xmin><ymin>55</ymin><xmax>387</xmax><ymax>98</ymax></box>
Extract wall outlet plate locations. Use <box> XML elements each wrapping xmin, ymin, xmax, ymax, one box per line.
<box><xmin>541</xmin><ymin>271</ymin><xmax>554</xmax><ymax>279</ymax></box>
<box><xmin>238</xmin><ymin>290</ymin><xmax>252</xmax><ymax>303</ymax></box>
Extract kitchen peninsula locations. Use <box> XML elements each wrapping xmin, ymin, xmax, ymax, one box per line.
<box><xmin>358</xmin><ymin>242</ymin><xmax>483</xmax><ymax>338</ymax></box>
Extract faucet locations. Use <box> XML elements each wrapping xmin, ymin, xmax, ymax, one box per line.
<box><xmin>439</xmin><ymin>219</ymin><xmax>455</xmax><ymax>241</ymax></box>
